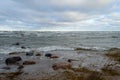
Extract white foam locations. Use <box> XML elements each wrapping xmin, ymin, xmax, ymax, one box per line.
<box><xmin>36</xmin><ymin>46</ymin><xmax>74</xmax><ymax>51</ymax></box>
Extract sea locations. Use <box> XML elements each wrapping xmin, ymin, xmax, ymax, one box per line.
<box><xmin>0</xmin><ymin>31</ymin><xmax>120</xmax><ymax>54</ymax></box>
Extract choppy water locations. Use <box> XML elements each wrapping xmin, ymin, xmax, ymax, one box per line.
<box><xmin>0</xmin><ymin>31</ymin><xmax>120</xmax><ymax>54</ymax></box>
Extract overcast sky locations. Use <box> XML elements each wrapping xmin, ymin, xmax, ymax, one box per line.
<box><xmin>0</xmin><ymin>0</ymin><xmax>120</xmax><ymax>31</ymax></box>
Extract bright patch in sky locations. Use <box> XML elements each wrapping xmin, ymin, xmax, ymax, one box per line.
<box><xmin>0</xmin><ymin>0</ymin><xmax>120</xmax><ymax>31</ymax></box>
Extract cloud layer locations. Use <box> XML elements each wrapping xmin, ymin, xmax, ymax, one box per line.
<box><xmin>0</xmin><ymin>0</ymin><xmax>120</xmax><ymax>31</ymax></box>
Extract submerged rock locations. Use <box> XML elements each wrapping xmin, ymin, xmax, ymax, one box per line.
<box><xmin>13</xmin><ymin>42</ymin><xmax>20</xmax><ymax>46</ymax></box>
<box><xmin>23</xmin><ymin>60</ymin><xmax>36</xmax><ymax>65</ymax></box>
<box><xmin>26</xmin><ymin>51</ymin><xmax>34</xmax><ymax>56</ymax></box>
<box><xmin>45</xmin><ymin>53</ymin><xmax>52</xmax><ymax>57</ymax></box>
<box><xmin>5</xmin><ymin>56</ymin><xmax>22</xmax><ymax>65</ymax></box>
<box><xmin>21</xmin><ymin>46</ymin><xmax>26</xmax><ymax>49</ymax></box>
<box><xmin>52</xmin><ymin>62</ymin><xmax>71</xmax><ymax>70</ymax></box>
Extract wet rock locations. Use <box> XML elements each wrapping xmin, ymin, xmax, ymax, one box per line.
<box><xmin>52</xmin><ymin>62</ymin><xmax>71</xmax><ymax>70</ymax></box>
<box><xmin>50</xmin><ymin>56</ymin><xmax>59</xmax><ymax>59</ymax></box>
<box><xmin>45</xmin><ymin>53</ymin><xmax>52</xmax><ymax>57</ymax></box>
<box><xmin>9</xmin><ymin>52</ymin><xmax>20</xmax><ymax>55</ymax></box>
<box><xmin>5</xmin><ymin>56</ymin><xmax>22</xmax><ymax>65</ymax></box>
<box><xmin>23</xmin><ymin>60</ymin><xmax>36</xmax><ymax>65</ymax></box>
<box><xmin>26</xmin><ymin>51</ymin><xmax>34</xmax><ymax>56</ymax></box>
<box><xmin>35</xmin><ymin>53</ymin><xmax>41</xmax><ymax>56</ymax></box>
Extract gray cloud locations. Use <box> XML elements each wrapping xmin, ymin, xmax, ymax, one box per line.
<box><xmin>0</xmin><ymin>0</ymin><xmax>120</xmax><ymax>31</ymax></box>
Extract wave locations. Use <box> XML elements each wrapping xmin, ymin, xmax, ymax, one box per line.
<box><xmin>36</xmin><ymin>46</ymin><xmax>74</xmax><ymax>51</ymax></box>
<box><xmin>0</xmin><ymin>46</ymin><xmax>74</xmax><ymax>54</ymax></box>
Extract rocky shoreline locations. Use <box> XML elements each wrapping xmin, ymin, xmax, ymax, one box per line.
<box><xmin>0</xmin><ymin>48</ymin><xmax>120</xmax><ymax>80</ymax></box>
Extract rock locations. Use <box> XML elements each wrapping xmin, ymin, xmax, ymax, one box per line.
<box><xmin>26</xmin><ymin>51</ymin><xmax>34</xmax><ymax>56</ymax></box>
<box><xmin>45</xmin><ymin>53</ymin><xmax>52</xmax><ymax>57</ymax></box>
<box><xmin>50</xmin><ymin>56</ymin><xmax>59</xmax><ymax>59</ymax></box>
<box><xmin>75</xmin><ymin>47</ymin><xmax>92</xmax><ymax>51</ymax></box>
<box><xmin>9</xmin><ymin>52</ymin><xmax>20</xmax><ymax>55</ymax></box>
<box><xmin>23</xmin><ymin>61</ymin><xmax>36</xmax><ymax>65</ymax></box>
<box><xmin>21</xmin><ymin>46</ymin><xmax>26</xmax><ymax>49</ymax></box>
<box><xmin>5</xmin><ymin>56</ymin><xmax>22</xmax><ymax>65</ymax></box>
<box><xmin>52</xmin><ymin>62</ymin><xmax>71</xmax><ymax>70</ymax></box>
<box><xmin>108</xmin><ymin>48</ymin><xmax>120</xmax><ymax>51</ymax></box>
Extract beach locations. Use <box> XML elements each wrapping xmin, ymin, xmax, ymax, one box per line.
<box><xmin>0</xmin><ymin>31</ymin><xmax>120</xmax><ymax>80</ymax></box>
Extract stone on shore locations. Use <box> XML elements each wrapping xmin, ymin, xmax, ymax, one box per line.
<box><xmin>5</xmin><ymin>56</ymin><xmax>22</xmax><ymax>65</ymax></box>
<box><xmin>52</xmin><ymin>62</ymin><xmax>71</xmax><ymax>70</ymax></box>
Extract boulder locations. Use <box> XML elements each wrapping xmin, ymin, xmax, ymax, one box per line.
<box><xmin>5</xmin><ymin>56</ymin><xmax>22</xmax><ymax>65</ymax></box>
<box><xmin>23</xmin><ymin>61</ymin><xmax>36</xmax><ymax>65</ymax></box>
<box><xmin>52</xmin><ymin>62</ymin><xmax>71</xmax><ymax>70</ymax></box>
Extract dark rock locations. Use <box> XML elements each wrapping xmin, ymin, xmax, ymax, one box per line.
<box><xmin>21</xmin><ymin>46</ymin><xmax>26</xmax><ymax>49</ymax></box>
<box><xmin>5</xmin><ymin>56</ymin><xmax>22</xmax><ymax>65</ymax></box>
<box><xmin>52</xmin><ymin>62</ymin><xmax>71</xmax><ymax>70</ymax></box>
<box><xmin>45</xmin><ymin>53</ymin><xmax>52</xmax><ymax>57</ymax></box>
<box><xmin>111</xmin><ymin>36</ymin><xmax>118</xmax><ymax>38</ymax></box>
<box><xmin>67</xmin><ymin>59</ymin><xmax>72</xmax><ymax>63</ymax></box>
<box><xmin>23</xmin><ymin>61</ymin><xmax>36</xmax><ymax>65</ymax></box>
<box><xmin>26</xmin><ymin>51</ymin><xmax>34</xmax><ymax>56</ymax></box>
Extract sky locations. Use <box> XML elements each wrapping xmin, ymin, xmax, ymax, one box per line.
<box><xmin>0</xmin><ymin>0</ymin><xmax>120</xmax><ymax>31</ymax></box>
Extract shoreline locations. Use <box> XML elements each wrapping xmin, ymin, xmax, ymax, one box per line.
<box><xmin>0</xmin><ymin>48</ymin><xmax>120</xmax><ymax>80</ymax></box>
